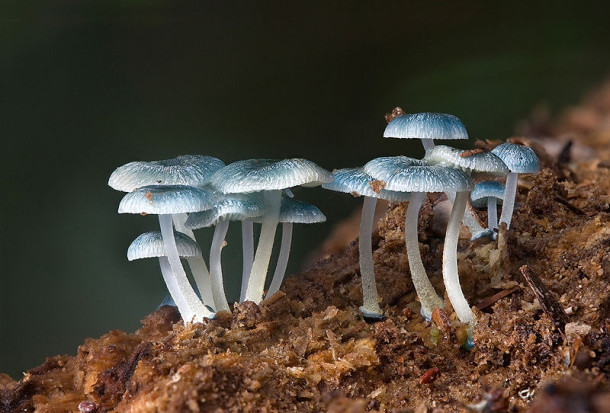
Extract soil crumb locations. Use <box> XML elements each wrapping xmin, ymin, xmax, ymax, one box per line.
<box><xmin>3</xmin><ymin>82</ymin><xmax>610</xmax><ymax>412</ymax></box>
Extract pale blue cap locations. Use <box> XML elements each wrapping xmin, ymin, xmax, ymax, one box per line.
<box><xmin>384</xmin><ymin>112</ymin><xmax>468</xmax><ymax>141</ymax></box>
<box><xmin>118</xmin><ymin>185</ymin><xmax>216</xmax><ymax>215</ymax></box>
<box><xmin>127</xmin><ymin>231</ymin><xmax>201</xmax><ymax>261</ymax></box>
<box><xmin>185</xmin><ymin>194</ymin><xmax>263</xmax><ymax>229</ymax></box>
<box><xmin>470</xmin><ymin>181</ymin><xmax>505</xmax><ymax>208</ymax></box>
<box><xmin>491</xmin><ymin>143</ymin><xmax>540</xmax><ymax>174</ymax></box>
<box><xmin>424</xmin><ymin>145</ymin><xmax>509</xmax><ymax>176</ymax></box>
<box><xmin>109</xmin><ymin>155</ymin><xmax>225</xmax><ymax>192</ymax></box>
<box><xmin>209</xmin><ymin>158</ymin><xmax>332</xmax><ymax>194</ymax></box>
<box><xmin>322</xmin><ymin>168</ymin><xmax>411</xmax><ymax>202</ymax></box>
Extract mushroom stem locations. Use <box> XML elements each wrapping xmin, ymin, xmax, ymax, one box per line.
<box><xmin>244</xmin><ymin>190</ymin><xmax>281</xmax><ymax>303</ymax></box>
<box><xmin>499</xmin><ymin>172</ymin><xmax>518</xmax><ymax>229</ymax></box>
<box><xmin>442</xmin><ymin>191</ymin><xmax>474</xmax><ymax>325</ymax></box>
<box><xmin>447</xmin><ymin>191</ymin><xmax>486</xmax><ymax>239</ymax></box>
<box><xmin>240</xmin><ymin>220</ymin><xmax>254</xmax><ymax>303</ymax></box>
<box><xmin>266</xmin><ymin>222</ymin><xmax>293</xmax><ymax>297</ymax></box>
<box><xmin>210</xmin><ymin>220</ymin><xmax>230</xmax><ymax>312</ymax></box>
<box><xmin>421</xmin><ymin>138</ymin><xmax>434</xmax><ymax>151</ymax></box>
<box><xmin>358</xmin><ymin>196</ymin><xmax>383</xmax><ymax>318</ymax></box>
<box><xmin>405</xmin><ymin>192</ymin><xmax>444</xmax><ymax>319</ymax></box>
<box><xmin>158</xmin><ymin>214</ymin><xmax>213</xmax><ymax>322</ymax></box>
<box><xmin>172</xmin><ymin>213</ymin><xmax>216</xmax><ymax>310</ymax></box>
<box><xmin>487</xmin><ymin>197</ymin><xmax>498</xmax><ymax>230</ymax></box>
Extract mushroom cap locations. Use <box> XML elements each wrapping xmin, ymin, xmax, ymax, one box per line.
<box><xmin>364</xmin><ymin>156</ymin><xmax>473</xmax><ymax>193</ymax></box>
<box><xmin>424</xmin><ymin>145</ymin><xmax>509</xmax><ymax>176</ymax></box>
<box><xmin>383</xmin><ymin>112</ymin><xmax>468</xmax><ymax>141</ymax></box>
<box><xmin>118</xmin><ymin>185</ymin><xmax>216</xmax><ymax>215</ymax></box>
<box><xmin>109</xmin><ymin>155</ymin><xmax>225</xmax><ymax>192</ymax></box>
<box><xmin>322</xmin><ymin>167</ymin><xmax>411</xmax><ymax>202</ymax></box>
<box><xmin>127</xmin><ymin>231</ymin><xmax>201</xmax><ymax>261</ymax></box>
<box><xmin>254</xmin><ymin>196</ymin><xmax>326</xmax><ymax>224</ymax></box>
<box><xmin>470</xmin><ymin>181</ymin><xmax>505</xmax><ymax>208</ymax></box>
<box><xmin>185</xmin><ymin>194</ymin><xmax>263</xmax><ymax>229</ymax></box>
<box><xmin>491</xmin><ymin>143</ymin><xmax>540</xmax><ymax>173</ymax></box>
<box><xmin>208</xmin><ymin>158</ymin><xmax>333</xmax><ymax>194</ymax></box>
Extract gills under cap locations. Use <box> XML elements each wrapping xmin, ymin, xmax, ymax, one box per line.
<box><xmin>209</xmin><ymin>158</ymin><xmax>332</xmax><ymax>194</ymax></box>
<box><xmin>127</xmin><ymin>231</ymin><xmax>202</xmax><ymax>261</ymax></box>
<box><xmin>491</xmin><ymin>143</ymin><xmax>540</xmax><ymax>174</ymax></box>
<box><xmin>109</xmin><ymin>155</ymin><xmax>225</xmax><ymax>192</ymax></box>
<box><xmin>322</xmin><ymin>168</ymin><xmax>411</xmax><ymax>202</ymax></box>
<box><xmin>118</xmin><ymin>185</ymin><xmax>216</xmax><ymax>215</ymax></box>
<box><xmin>384</xmin><ymin>112</ymin><xmax>468</xmax><ymax>141</ymax></box>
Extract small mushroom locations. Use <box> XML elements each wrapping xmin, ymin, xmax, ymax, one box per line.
<box><xmin>384</xmin><ymin>112</ymin><xmax>468</xmax><ymax>151</ymax></box>
<box><xmin>264</xmin><ymin>195</ymin><xmax>326</xmax><ymax>298</ymax></box>
<box><xmin>118</xmin><ymin>185</ymin><xmax>216</xmax><ymax>322</ymax></box>
<box><xmin>491</xmin><ymin>143</ymin><xmax>540</xmax><ymax>229</ymax></box>
<box><xmin>323</xmin><ymin>167</ymin><xmax>410</xmax><ymax>319</ymax></box>
<box><xmin>209</xmin><ymin>158</ymin><xmax>332</xmax><ymax>304</ymax></box>
<box><xmin>364</xmin><ymin>156</ymin><xmax>473</xmax><ymax>319</ymax></box>
<box><xmin>470</xmin><ymin>181</ymin><xmax>505</xmax><ymax>231</ymax></box>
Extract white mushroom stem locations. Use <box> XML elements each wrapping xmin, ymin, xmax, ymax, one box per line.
<box><xmin>358</xmin><ymin>196</ymin><xmax>383</xmax><ymax>317</ymax></box>
<box><xmin>421</xmin><ymin>138</ymin><xmax>434</xmax><ymax>151</ymax></box>
<box><xmin>499</xmin><ymin>172</ymin><xmax>518</xmax><ymax>229</ymax></box>
<box><xmin>266</xmin><ymin>222</ymin><xmax>293</xmax><ymax>297</ymax></box>
<box><xmin>210</xmin><ymin>220</ymin><xmax>230</xmax><ymax>312</ymax></box>
<box><xmin>158</xmin><ymin>214</ymin><xmax>213</xmax><ymax>322</ymax></box>
<box><xmin>487</xmin><ymin>197</ymin><xmax>498</xmax><ymax>230</ymax></box>
<box><xmin>240</xmin><ymin>220</ymin><xmax>254</xmax><ymax>303</ymax></box>
<box><xmin>447</xmin><ymin>191</ymin><xmax>486</xmax><ymax>239</ymax></box>
<box><xmin>405</xmin><ymin>192</ymin><xmax>444</xmax><ymax>319</ymax></box>
<box><xmin>244</xmin><ymin>189</ymin><xmax>282</xmax><ymax>303</ymax></box>
<box><xmin>442</xmin><ymin>191</ymin><xmax>474</xmax><ymax>325</ymax></box>
<box><xmin>172</xmin><ymin>213</ymin><xmax>216</xmax><ymax>310</ymax></box>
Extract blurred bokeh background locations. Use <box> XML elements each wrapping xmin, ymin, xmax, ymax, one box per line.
<box><xmin>1</xmin><ymin>1</ymin><xmax>609</xmax><ymax>377</ymax></box>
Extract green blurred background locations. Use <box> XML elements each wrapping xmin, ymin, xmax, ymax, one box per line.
<box><xmin>1</xmin><ymin>1</ymin><xmax>609</xmax><ymax>378</ymax></box>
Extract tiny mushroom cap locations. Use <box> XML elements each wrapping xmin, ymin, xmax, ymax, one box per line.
<box><xmin>185</xmin><ymin>194</ymin><xmax>263</xmax><ymax>229</ymax></box>
<box><xmin>118</xmin><ymin>185</ymin><xmax>217</xmax><ymax>215</ymax></box>
<box><xmin>470</xmin><ymin>181</ymin><xmax>505</xmax><ymax>208</ymax></box>
<box><xmin>274</xmin><ymin>196</ymin><xmax>326</xmax><ymax>224</ymax></box>
<box><xmin>424</xmin><ymin>145</ymin><xmax>510</xmax><ymax>177</ymax></box>
<box><xmin>384</xmin><ymin>112</ymin><xmax>468</xmax><ymax>142</ymax></box>
<box><xmin>491</xmin><ymin>142</ymin><xmax>540</xmax><ymax>173</ymax></box>
<box><xmin>322</xmin><ymin>168</ymin><xmax>411</xmax><ymax>202</ymax></box>
<box><xmin>109</xmin><ymin>155</ymin><xmax>225</xmax><ymax>192</ymax></box>
<box><xmin>127</xmin><ymin>231</ymin><xmax>202</xmax><ymax>261</ymax></box>
<box><xmin>209</xmin><ymin>158</ymin><xmax>333</xmax><ymax>194</ymax></box>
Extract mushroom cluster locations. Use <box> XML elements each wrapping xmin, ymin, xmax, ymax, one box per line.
<box><xmin>109</xmin><ymin>111</ymin><xmax>540</xmax><ymax>343</ymax></box>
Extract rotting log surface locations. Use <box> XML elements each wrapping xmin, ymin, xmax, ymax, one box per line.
<box><xmin>3</xmin><ymin>83</ymin><xmax>610</xmax><ymax>412</ymax></box>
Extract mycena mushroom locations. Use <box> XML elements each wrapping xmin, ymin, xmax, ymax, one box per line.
<box><xmin>384</xmin><ymin>112</ymin><xmax>469</xmax><ymax>151</ymax></box>
<box><xmin>470</xmin><ymin>181</ymin><xmax>505</xmax><ymax>232</ymax></box>
<box><xmin>364</xmin><ymin>156</ymin><xmax>473</xmax><ymax>319</ymax></box>
<box><xmin>491</xmin><ymin>143</ymin><xmax>540</xmax><ymax>229</ymax></box>
<box><xmin>127</xmin><ymin>231</ymin><xmax>208</xmax><ymax>315</ymax></box>
<box><xmin>322</xmin><ymin>167</ymin><xmax>410</xmax><ymax>320</ymax></box>
<box><xmin>118</xmin><ymin>185</ymin><xmax>216</xmax><ymax>321</ymax></box>
<box><xmin>208</xmin><ymin>158</ymin><xmax>332</xmax><ymax>304</ymax></box>
<box><xmin>185</xmin><ymin>193</ymin><xmax>263</xmax><ymax>312</ymax></box>
<box><xmin>109</xmin><ymin>155</ymin><xmax>224</xmax><ymax>311</ymax></box>
<box><xmin>264</xmin><ymin>195</ymin><xmax>326</xmax><ymax>299</ymax></box>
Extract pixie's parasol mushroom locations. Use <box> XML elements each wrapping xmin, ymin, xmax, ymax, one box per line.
<box><xmin>119</xmin><ymin>185</ymin><xmax>216</xmax><ymax>321</ymax></box>
<box><xmin>384</xmin><ymin>111</ymin><xmax>469</xmax><ymax>151</ymax></box>
<box><xmin>470</xmin><ymin>181</ymin><xmax>505</xmax><ymax>231</ymax></box>
<box><xmin>491</xmin><ymin>142</ymin><xmax>540</xmax><ymax>229</ymax></box>
<box><xmin>208</xmin><ymin>158</ymin><xmax>332</xmax><ymax>304</ymax></box>
<box><xmin>364</xmin><ymin>156</ymin><xmax>473</xmax><ymax>319</ymax></box>
<box><xmin>322</xmin><ymin>167</ymin><xmax>410</xmax><ymax>319</ymax></box>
